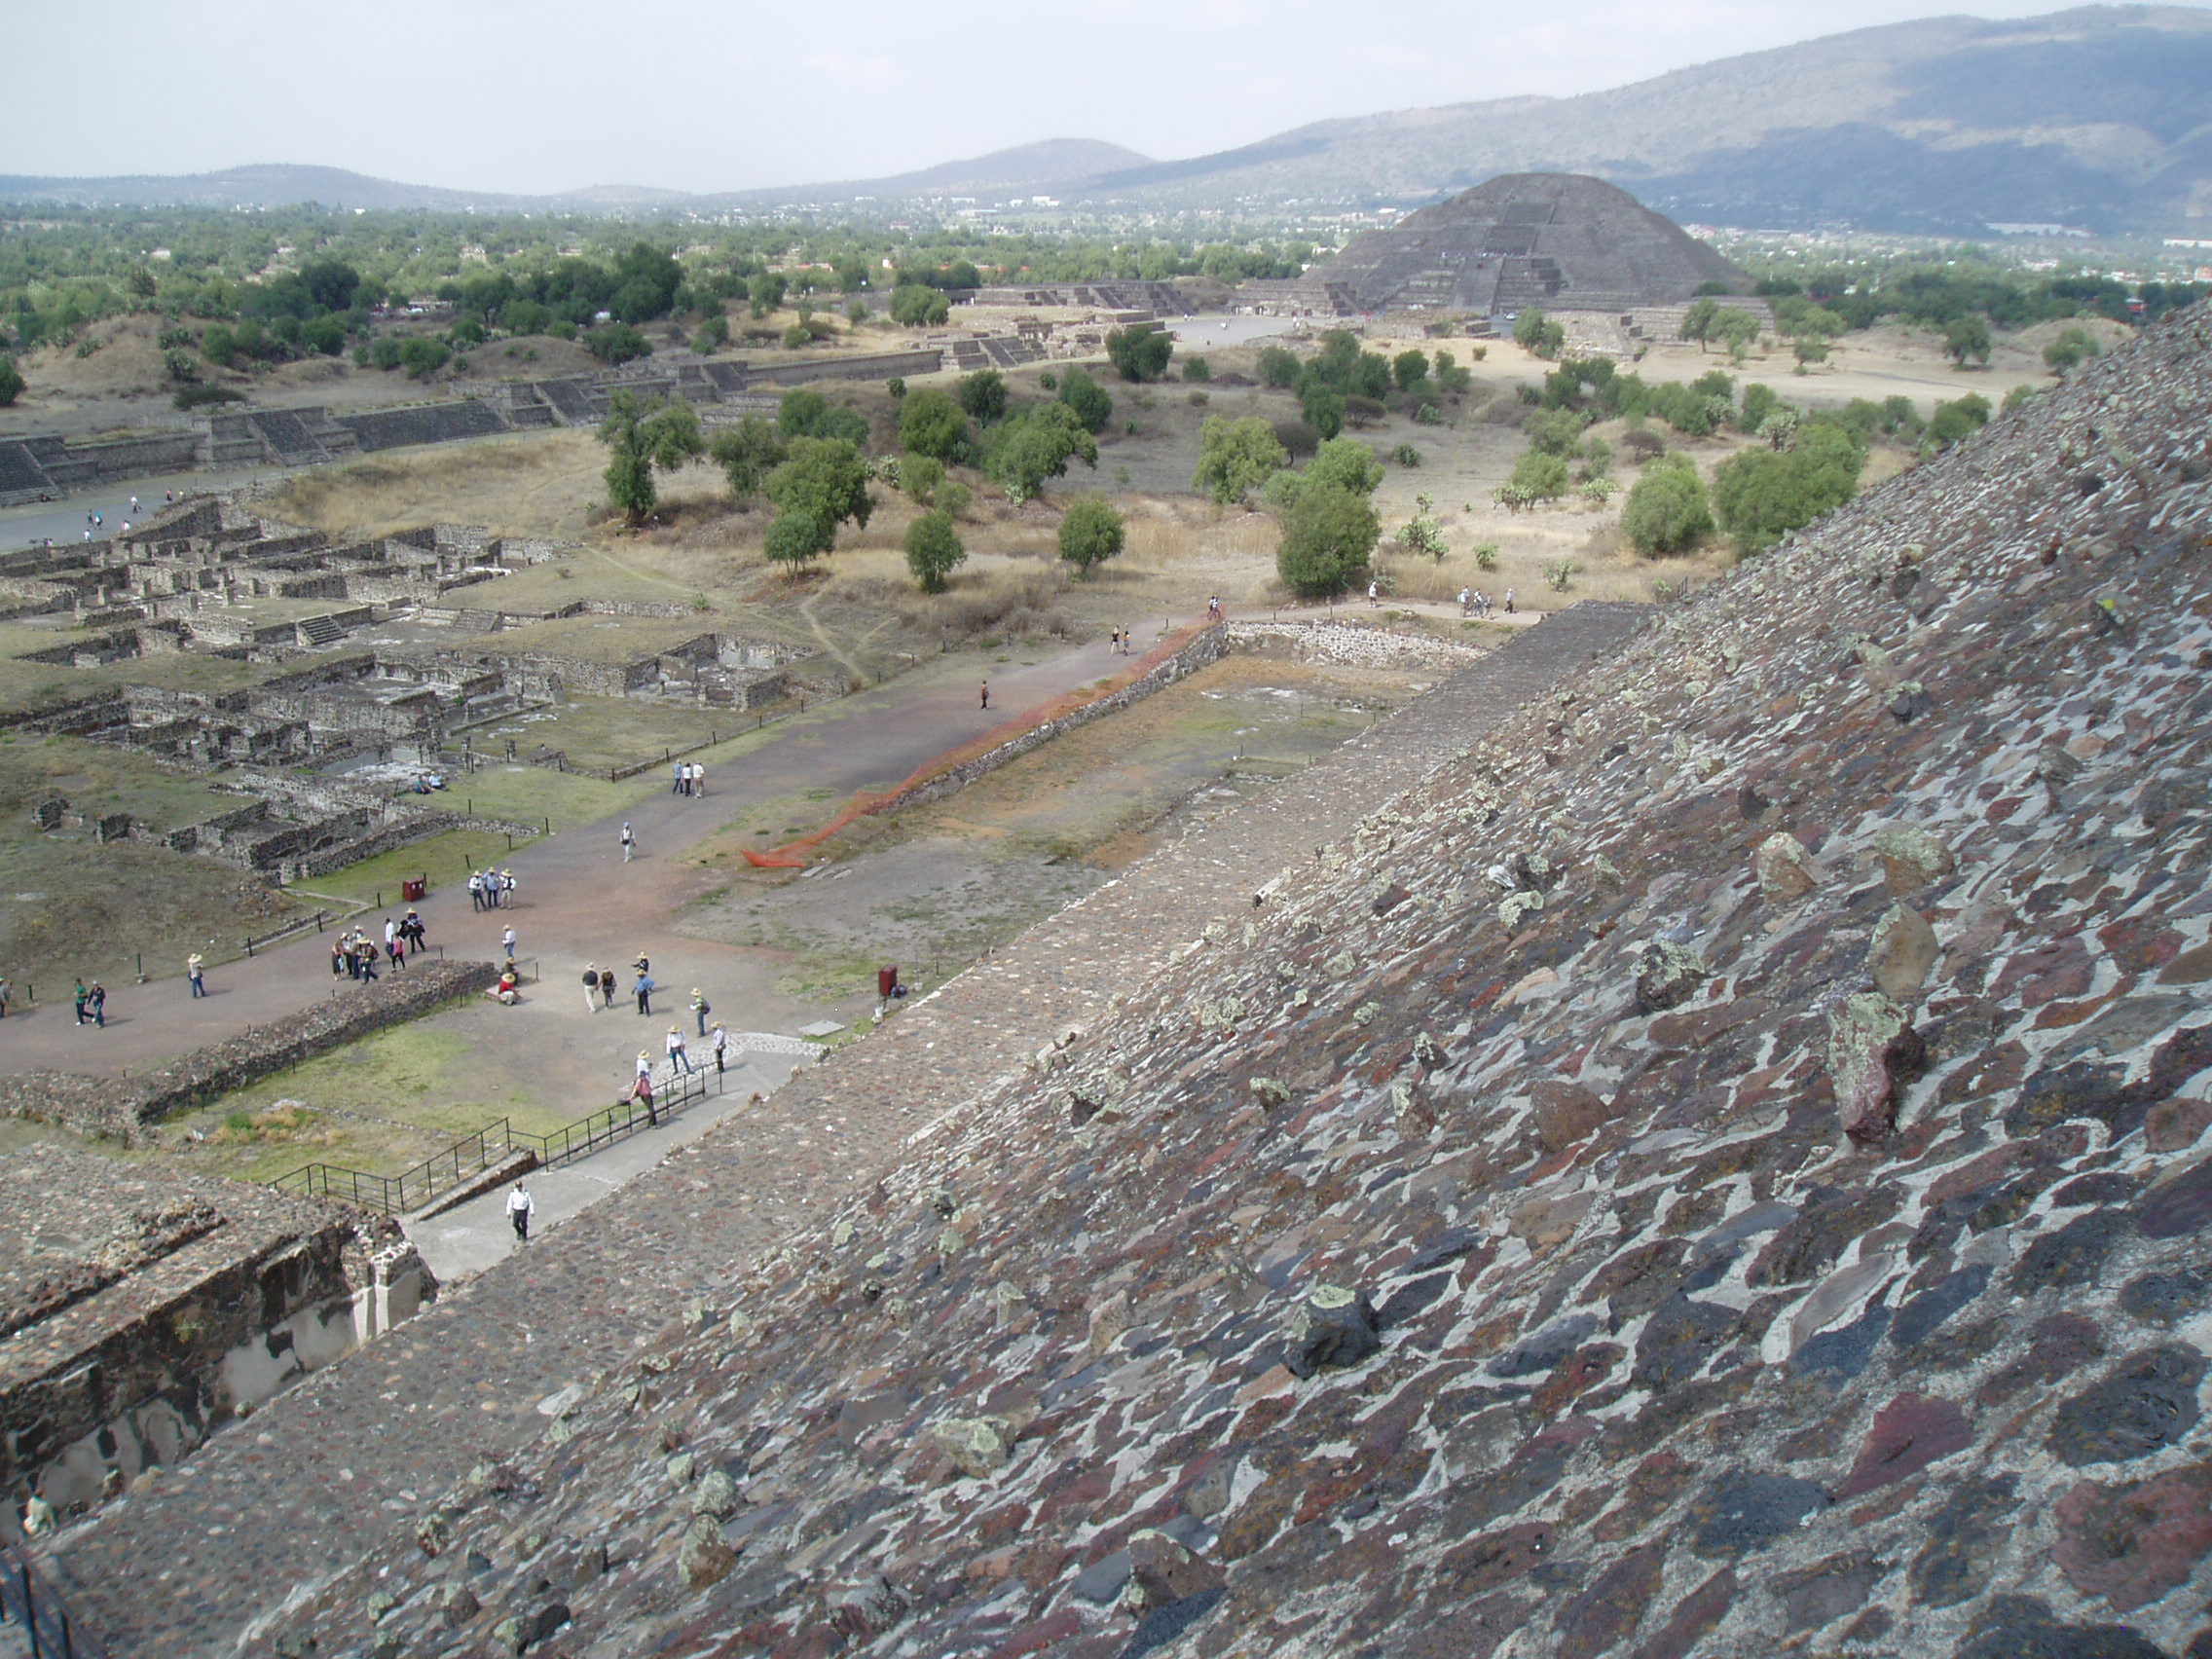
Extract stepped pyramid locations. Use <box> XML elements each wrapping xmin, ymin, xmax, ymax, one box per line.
<box><xmin>1300</xmin><ymin>170</ymin><xmax>1749</xmax><ymax>316</ymax></box>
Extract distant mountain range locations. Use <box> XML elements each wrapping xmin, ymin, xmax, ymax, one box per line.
<box><xmin>5</xmin><ymin>7</ymin><xmax>2207</xmax><ymax>235</ymax></box>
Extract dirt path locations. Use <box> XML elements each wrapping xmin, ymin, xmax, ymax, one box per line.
<box><xmin>0</xmin><ymin>639</ymin><xmax>1132</xmax><ymax>1082</ymax></box>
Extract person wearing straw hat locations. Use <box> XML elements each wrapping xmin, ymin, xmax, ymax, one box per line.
<box><xmin>188</xmin><ymin>953</ymin><xmax>206</xmax><ymax>999</ymax></box>
<box><xmin>690</xmin><ymin>986</ymin><xmax>711</xmax><ymax>1037</ymax></box>
<box><xmin>667</xmin><ymin>1024</ymin><xmax>695</xmax><ymax>1075</ymax></box>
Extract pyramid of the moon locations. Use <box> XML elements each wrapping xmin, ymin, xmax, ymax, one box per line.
<box><xmin>1303</xmin><ymin>171</ymin><xmax>1751</xmax><ymax>315</ymax></box>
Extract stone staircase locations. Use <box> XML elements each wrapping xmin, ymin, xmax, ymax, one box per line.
<box><xmin>0</xmin><ymin>439</ymin><xmax>56</xmax><ymax>505</ymax></box>
<box><xmin>295</xmin><ymin>613</ymin><xmax>348</xmax><ymax>647</ymax></box>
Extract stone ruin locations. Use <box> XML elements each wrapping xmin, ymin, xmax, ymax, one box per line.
<box><xmin>1254</xmin><ymin>170</ymin><xmax>1751</xmax><ymax>324</ymax></box>
<box><xmin>111</xmin><ymin>302</ymin><xmax>2207</xmax><ymax>1659</ymax></box>
<box><xmin>0</xmin><ymin>1143</ymin><xmax>431</xmax><ymax>1523</ymax></box>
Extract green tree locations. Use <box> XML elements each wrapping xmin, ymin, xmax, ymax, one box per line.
<box><xmin>1300</xmin><ymin>379</ymin><xmax>1346</xmax><ymax>440</ymax></box>
<box><xmin>1714</xmin><ymin>309</ymin><xmax>1762</xmax><ymax>361</ymax></box>
<box><xmin>598</xmin><ymin>391</ymin><xmax>704</xmax><ymax>527</ymax></box>
<box><xmin>779</xmin><ymin>387</ymin><xmax>868</xmax><ymax>445</ymax></box>
<box><xmin>2044</xmin><ymin>326</ymin><xmax>2099</xmax><ymax>374</ymax></box>
<box><xmin>1513</xmin><ymin>307</ymin><xmax>1566</xmax><ymax>359</ymax></box>
<box><xmin>1679</xmin><ymin>297</ymin><xmax>1720</xmax><ymax>351</ymax></box>
<box><xmin>1057</xmin><ymin>495</ymin><xmax>1125</xmax><ymax>576</ymax></box>
<box><xmin>1622</xmin><ymin>454</ymin><xmax>1713</xmax><ymax>556</ymax></box>
<box><xmin>0</xmin><ymin>355</ymin><xmax>20</xmax><ymax>406</ymax></box>
<box><xmin>1193</xmin><ymin>415</ymin><xmax>1289</xmax><ymax>505</ymax></box>
<box><xmin>202</xmin><ymin>323</ymin><xmax>238</xmax><ymax>367</ymax></box>
<box><xmin>1942</xmin><ymin>313</ymin><xmax>1993</xmax><ymax>366</ymax></box>
<box><xmin>957</xmin><ymin>368</ymin><xmax>1009</xmax><ymax>424</ymax></box>
<box><xmin>1392</xmin><ymin>349</ymin><xmax>1430</xmax><ymax>391</ymax></box>
<box><xmin>1712</xmin><ymin>422</ymin><xmax>1864</xmax><ymax>555</ymax></box>
<box><xmin>986</xmin><ymin>402</ymin><xmax>1098</xmax><ymax>503</ymax></box>
<box><xmin>1105</xmin><ymin>324</ymin><xmax>1173</xmax><ymax>382</ymax></box>
<box><xmin>749</xmin><ymin>273</ymin><xmax>788</xmax><ymax>318</ymax></box>
<box><xmin>764</xmin><ymin>509</ymin><xmax>833</xmax><ymax>571</ymax></box>
<box><xmin>1276</xmin><ymin>482</ymin><xmax>1379</xmax><ymax>597</ymax></box>
<box><xmin>1257</xmin><ymin>345</ymin><xmax>1302</xmax><ymax>389</ymax></box>
<box><xmin>1524</xmin><ymin>407</ymin><xmax>1586</xmax><ymax>457</ymax></box>
<box><xmin>692</xmin><ymin>313</ymin><xmax>730</xmax><ymax>354</ymax></box>
<box><xmin>890</xmin><ymin>284</ymin><xmax>950</xmax><ymax>327</ymax></box>
<box><xmin>708</xmin><ymin>416</ymin><xmax>787</xmax><ymax>502</ymax></box>
<box><xmin>1432</xmin><ymin>349</ymin><xmax>1473</xmax><ymax>394</ymax></box>
<box><xmin>903</xmin><ymin>509</ymin><xmax>966</xmax><ymax>593</ymax></box>
<box><xmin>1305</xmin><ymin>436</ymin><xmax>1385</xmax><ymax>498</ymax></box>
<box><xmin>762</xmin><ymin>437</ymin><xmax>874</xmax><ymax>553</ymax></box>
<box><xmin>1182</xmin><ymin>354</ymin><xmax>1211</xmax><ymax>383</ymax></box>
<box><xmin>1056</xmin><ymin>367</ymin><xmax>1113</xmax><ymax>433</ymax></box>
<box><xmin>898</xmin><ymin>387</ymin><xmax>969</xmax><ymax>461</ymax></box>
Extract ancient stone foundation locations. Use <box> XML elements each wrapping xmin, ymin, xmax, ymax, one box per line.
<box><xmin>0</xmin><ymin>1146</ymin><xmax>431</xmax><ymax>1522</ymax></box>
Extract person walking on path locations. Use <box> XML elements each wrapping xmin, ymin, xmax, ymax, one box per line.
<box><xmin>711</xmin><ymin>1020</ymin><xmax>727</xmax><ymax>1080</ymax></box>
<box><xmin>73</xmin><ymin>978</ymin><xmax>90</xmax><ymax>1025</ymax></box>
<box><xmin>630</xmin><ymin>1066</ymin><xmax>658</xmax><ymax>1127</ymax></box>
<box><xmin>0</xmin><ymin>975</ymin><xmax>12</xmax><ymax>1018</ymax></box>
<box><xmin>188</xmin><ymin>954</ymin><xmax>206</xmax><ymax>998</ymax></box>
<box><xmin>979</xmin><ymin>681</ymin><xmax>990</xmax><ymax>712</ymax></box>
<box><xmin>582</xmin><ymin>964</ymin><xmax>601</xmax><ymax>1014</ymax></box>
<box><xmin>690</xmin><ymin>987</ymin><xmax>711</xmax><ymax>1037</ymax></box>
<box><xmin>690</xmin><ymin>763</ymin><xmax>705</xmax><ymax>798</ymax></box>
<box><xmin>384</xmin><ymin>917</ymin><xmax>397</xmax><ymax>957</ymax></box>
<box><xmin>1504</xmin><ymin>588</ymin><xmax>1516</xmax><ymax>614</ymax></box>
<box><xmin>468</xmin><ymin>870</ymin><xmax>484</xmax><ymax>911</ymax></box>
<box><xmin>634</xmin><ymin>970</ymin><xmax>655</xmax><ymax>1016</ymax></box>
<box><xmin>621</xmin><ymin>822</ymin><xmax>637</xmax><ymax>863</ymax></box>
<box><xmin>672</xmin><ymin>759</ymin><xmax>686</xmax><ymax>795</ymax></box>
<box><xmin>1368</xmin><ymin>579</ymin><xmax>1380</xmax><ymax>608</ymax></box>
<box><xmin>1458</xmin><ymin>586</ymin><xmax>1471</xmax><ymax>617</ymax></box>
<box><xmin>667</xmin><ymin>1025</ymin><xmax>695</xmax><ymax>1075</ymax></box>
<box><xmin>505</xmin><ymin>1181</ymin><xmax>535</xmax><ymax>1242</ymax></box>
<box><xmin>501</xmin><ymin>925</ymin><xmax>518</xmax><ymax>964</ymax></box>
<box><xmin>89</xmin><ymin>982</ymin><xmax>107</xmax><ymax>1027</ymax></box>
<box><xmin>635</xmin><ymin>1048</ymin><xmax>654</xmax><ymax>1087</ymax></box>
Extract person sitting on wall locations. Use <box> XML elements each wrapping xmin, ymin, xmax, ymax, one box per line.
<box><xmin>487</xmin><ymin>968</ymin><xmax>520</xmax><ymax>1005</ymax></box>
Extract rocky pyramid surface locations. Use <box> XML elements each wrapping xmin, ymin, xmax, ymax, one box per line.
<box><xmin>272</xmin><ymin>311</ymin><xmax>2212</xmax><ymax>1659</ymax></box>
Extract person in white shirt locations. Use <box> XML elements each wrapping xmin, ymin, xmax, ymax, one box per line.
<box><xmin>506</xmin><ymin>1182</ymin><xmax>535</xmax><ymax>1242</ymax></box>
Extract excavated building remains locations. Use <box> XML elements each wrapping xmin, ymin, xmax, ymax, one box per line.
<box><xmin>0</xmin><ymin>1145</ymin><xmax>432</xmax><ymax>1523</ymax></box>
<box><xmin>1269</xmin><ymin>171</ymin><xmax>1749</xmax><ymax>320</ymax></box>
<box><xmin>29</xmin><ymin>307</ymin><xmax>2212</xmax><ymax>1655</ymax></box>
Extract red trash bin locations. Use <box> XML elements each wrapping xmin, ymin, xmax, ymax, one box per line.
<box><xmin>402</xmin><ymin>878</ymin><xmax>426</xmax><ymax>902</ymax></box>
<box><xmin>877</xmin><ymin>965</ymin><xmax>900</xmax><ymax>999</ymax></box>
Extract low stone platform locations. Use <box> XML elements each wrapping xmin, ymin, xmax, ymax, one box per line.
<box><xmin>1</xmin><ymin>1146</ymin><xmax>429</xmax><ymax>1523</ymax></box>
<box><xmin>29</xmin><ymin>607</ymin><xmax>1648</xmax><ymax>1657</ymax></box>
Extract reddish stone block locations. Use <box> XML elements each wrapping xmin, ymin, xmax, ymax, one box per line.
<box><xmin>988</xmin><ymin>1607</ymin><xmax>1082</xmax><ymax>1658</ymax></box>
<box><xmin>2052</xmin><ymin>1461</ymin><xmax>2212</xmax><ymax>1612</ymax></box>
<box><xmin>2147</xmin><ymin>1100</ymin><xmax>2212</xmax><ymax>1154</ymax></box>
<box><xmin>2099</xmin><ymin>918</ymin><xmax>2183</xmax><ymax>976</ymax></box>
<box><xmin>1633</xmin><ymin>1567</ymin><xmax>1736</xmax><ymax>1659</ymax></box>
<box><xmin>1554</xmin><ymin>1544</ymin><xmax>1665</xmax><ymax>1659</ymax></box>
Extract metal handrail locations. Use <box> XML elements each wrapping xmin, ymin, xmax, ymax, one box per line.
<box><xmin>267</xmin><ymin>1062</ymin><xmax>722</xmax><ymax>1214</ymax></box>
<box><xmin>0</xmin><ymin>1539</ymin><xmax>110</xmax><ymax>1659</ymax></box>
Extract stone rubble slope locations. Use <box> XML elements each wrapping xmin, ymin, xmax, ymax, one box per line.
<box><xmin>275</xmin><ymin>307</ymin><xmax>2212</xmax><ymax>1659</ymax></box>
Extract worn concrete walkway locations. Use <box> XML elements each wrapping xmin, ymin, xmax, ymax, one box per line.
<box><xmin>32</xmin><ymin>603</ymin><xmax>1649</xmax><ymax>1659</ymax></box>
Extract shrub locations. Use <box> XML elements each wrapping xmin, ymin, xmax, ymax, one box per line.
<box><xmin>783</xmin><ymin>324</ymin><xmax>813</xmax><ymax>350</ymax></box>
<box><xmin>367</xmin><ymin>337</ymin><xmax>404</xmax><ymax>371</ymax></box>
<box><xmin>2044</xmin><ymin>326</ymin><xmax>2100</xmax><ymax>375</ymax></box>
<box><xmin>1057</xmin><ymin>495</ymin><xmax>1125</xmax><ymax>575</ymax></box>
<box><xmin>1388</xmin><ymin>442</ymin><xmax>1420</xmax><ymax>466</ymax></box>
<box><xmin>1472</xmin><ymin>542</ymin><xmax>1499</xmax><ymax>571</ymax></box>
<box><xmin>162</xmin><ymin>348</ymin><xmax>199</xmax><ymax>384</ymax></box>
<box><xmin>2003</xmin><ymin>384</ymin><xmax>2039</xmax><ymax>413</ymax></box>
<box><xmin>1105</xmin><ymin>324</ymin><xmax>1173</xmax><ymax>383</ymax></box>
<box><xmin>584</xmin><ymin>322</ymin><xmax>650</xmax><ymax>365</ymax></box>
<box><xmin>1193</xmin><ymin>415</ymin><xmax>1288</xmax><ymax>505</ymax></box>
<box><xmin>1306</xmin><ymin>437</ymin><xmax>1384</xmax><ymax>497</ymax></box>
<box><xmin>202</xmin><ymin>323</ymin><xmax>238</xmax><ymax>367</ymax></box>
<box><xmin>1622</xmin><ymin>454</ymin><xmax>1713</xmax><ymax>555</ymax></box>
<box><xmin>1927</xmin><ymin>392</ymin><xmax>1992</xmax><ymax>450</ymax></box>
<box><xmin>1272</xmin><ymin>418</ymin><xmax>1321</xmax><ymax>459</ymax></box>
<box><xmin>957</xmin><ymin>369</ymin><xmax>1009</xmax><ymax>424</ymax></box>
<box><xmin>1344</xmin><ymin>394</ymin><xmax>1388</xmax><ymax>426</ymax></box>
<box><xmin>889</xmin><ymin>284</ymin><xmax>949</xmax><ymax>327</ymax></box>
<box><xmin>398</xmin><ymin>337</ymin><xmax>450</xmax><ymax>379</ymax></box>
<box><xmin>1508</xmin><ymin>450</ymin><xmax>1571</xmax><ymax>501</ymax></box>
<box><xmin>936</xmin><ymin>479</ymin><xmax>973</xmax><ymax>519</ymax></box>
<box><xmin>708</xmin><ymin>416</ymin><xmax>787</xmax><ymax>501</ymax></box>
<box><xmin>1545</xmin><ymin>558</ymin><xmax>1576</xmax><ymax>591</ymax></box>
<box><xmin>1299</xmin><ymin>381</ymin><xmax>1346</xmax><ymax>440</ymax></box>
<box><xmin>899</xmin><ymin>387</ymin><xmax>968</xmax><ymax>461</ymax></box>
<box><xmin>1257</xmin><ymin>345</ymin><xmax>1302</xmax><ymax>389</ymax></box>
<box><xmin>1711</xmin><ymin>422</ymin><xmax>1864</xmax><ymax>555</ymax></box>
<box><xmin>886</xmin><ymin>377</ymin><xmax>905</xmax><ymax>399</ymax></box>
<box><xmin>1432</xmin><ymin>350</ymin><xmax>1473</xmax><ymax>394</ymax></box>
<box><xmin>1277</xmin><ymin>482</ymin><xmax>1380</xmax><ymax>597</ymax></box>
<box><xmin>1182</xmin><ymin>354</ymin><xmax>1211</xmax><ymax>383</ymax></box>
<box><xmin>1396</xmin><ymin>513</ymin><xmax>1448</xmax><ymax>561</ymax></box>
<box><xmin>903</xmin><ymin>509</ymin><xmax>966</xmax><ymax>593</ymax></box>
<box><xmin>1056</xmin><ymin>367</ymin><xmax>1112</xmax><ymax>433</ymax></box>
<box><xmin>900</xmin><ymin>453</ymin><xmax>944</xmax><ymax>502</ymax></box>
<box><xmin>449</xmin><ymin>317</ymin><xmax>488</xmax><ymax>347</ymax></box>
<box><xmin>691</xmin><ymin>313</ymin><xmax>729</xmax><ymax>354</ymax></box>
<box><xmin>764</xmin><ymin>509</ymin><xmax>833</xmax><ymax>571</ymax></box>
<box><xmin>1392</xmin><ymin>349</ymin><xmax>1430</xmax><ymax>390</ymax></box>
<box><xmin>1513</xmin><ymin>307</ymin><xmax>1566</xmax><ymax>358</ymax></box>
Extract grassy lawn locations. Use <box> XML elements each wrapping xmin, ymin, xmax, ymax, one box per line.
<box><xmin>471</xmin><ymin>693</ymin><xmax>773</xmax><ymax>776</ymax></box>
<box><xmin>0</xmin><ymin>622</ymin><xmax>289</xmax><ymax>721</ymax></box>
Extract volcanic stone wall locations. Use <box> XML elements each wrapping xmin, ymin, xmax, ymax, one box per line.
<box><xmin>59</xmin><ymin>310</ymin><xmax>2212</xmax><ymax>1657</ymax></box>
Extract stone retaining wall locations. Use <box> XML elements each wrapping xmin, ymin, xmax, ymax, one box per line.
<box><xmin>1227</xmin><ymin>616</ymin><xmax>1489</xmax><ymax>671</ymax></box>
<box><xmin>0</xmin><ymin>960</ymin><xmax>499</xmax><ymax>1139</ymax></box>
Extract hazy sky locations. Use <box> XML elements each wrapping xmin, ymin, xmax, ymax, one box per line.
<box><xmin>7</xmin><ymin>0</ymin><xmax>2207</xmax><ymax>194</ymax></box>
